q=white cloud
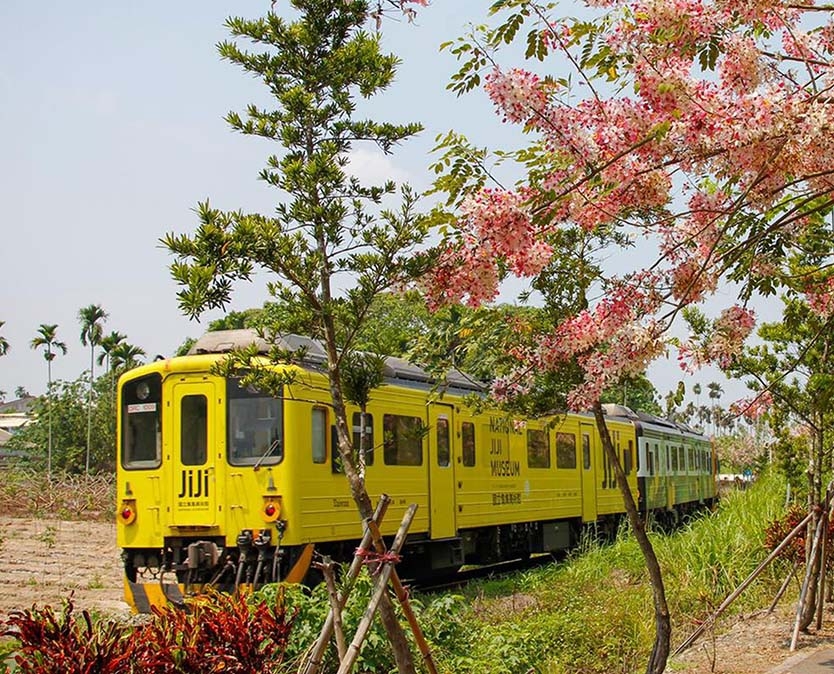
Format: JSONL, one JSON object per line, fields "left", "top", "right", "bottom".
{"left": 345, "top": 147, "right": 413, "bottom": 187}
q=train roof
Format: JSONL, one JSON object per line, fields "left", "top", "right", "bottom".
{"left": 187, "top": 329, "right": 487, "bottom": 394}
{"left": 602, "top": 404, "right": 708, "bottom": 440}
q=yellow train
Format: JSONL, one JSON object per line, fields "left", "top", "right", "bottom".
{"left": 116, "top": 330, "right": 716, "bottom": 611}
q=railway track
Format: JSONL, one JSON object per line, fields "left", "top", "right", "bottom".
{"left": 408, "top": 552, "right": 563, "bottom": 593}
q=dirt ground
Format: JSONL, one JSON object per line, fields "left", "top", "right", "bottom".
{"left": 0, "top": 516, "right": 130, "bottom": 621}
{"left": 2, "top": 515, "right": 834, "bottom": 673}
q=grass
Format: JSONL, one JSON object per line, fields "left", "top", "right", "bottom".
{"left": 407, "top": 471, "right": 792, "bottom": 674}
{"left": 0, "top": 470, "right": 792, "bottom": 673}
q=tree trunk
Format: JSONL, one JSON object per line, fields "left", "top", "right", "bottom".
{"left": 592, "top": 401, "right": 671, "bottom": 674}
{"left": 322, "top": 322, "right": 415, "bottom": 674}
{"left": 798, "top": 423, "right": 825, "bottom": 631}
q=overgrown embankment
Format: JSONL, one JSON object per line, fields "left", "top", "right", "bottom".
{"left": 1, "top": 472, "right": 795, "bottom": 673}
{"left": 395, "top": 473, "right": 791, "bottom": 673}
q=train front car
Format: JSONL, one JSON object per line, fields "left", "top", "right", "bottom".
{"left": 116, "top": 355, "right": 310, "bottom": 613}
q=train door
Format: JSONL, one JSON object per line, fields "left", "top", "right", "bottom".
{"left": 171, "top": 380, "right": 218, "bottom": 527}
{"left": 428, "top": 403, "right": 456, "bottom": 539}
{"left": 580, "top": 422, "right": 598, "bottom": 523}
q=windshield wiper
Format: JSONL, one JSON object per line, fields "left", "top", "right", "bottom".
{"left": 253, "top": 438, "right": 281, "bottom": 471}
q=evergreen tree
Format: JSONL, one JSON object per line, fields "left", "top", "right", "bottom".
{"left": 30, "top": 323, "right": 68, "bottom": 478}
{"left": 163, "top": 2, "right": 428, "bottom": 667}
{"left": 78, "top": 304, "right": 108, "bottom": 475}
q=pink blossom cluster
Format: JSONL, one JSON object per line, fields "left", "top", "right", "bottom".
{"left": 424, "top": 240, "right": 500, "bottom": 310}
{"left": 505, "top": 278, "right": 667, "bottom": 410}
{"left": 485, "top": 67, "right": 549, "bottom": 124}
{"left": 492, "top": 375, "right": 532, "bottom": 404}
{"left": 425, "top": 188, "right": 554, "bottom": 308}
{"left": 678, "top": 305, "right": 756, "bottom": 372}
{"left": 566, "top": 323, "right": 667, "bottom": 409}
{"left": 729, "top": 391, "right": 773, "bottom": 422}
{"left": 804, "top": 278, "right": 834, "bottom": 317}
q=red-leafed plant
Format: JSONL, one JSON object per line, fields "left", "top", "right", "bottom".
{"left": 133, "top": 589, "right": 295, "bottom": 673}
{"left": 1, "top": 596, "right": 138, "bottom": 674}
{"left": 2, "top": 590, "right": 294, "bottom": 674}
{"left": 764, "top": 505, "right": 834, "bottom": 567}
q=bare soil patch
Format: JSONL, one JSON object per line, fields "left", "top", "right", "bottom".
{"left": 669, "top": 603, "right": 834, "bottom": 674}
{"left": 0, "top": 516, "right": 129, "bottom": 620}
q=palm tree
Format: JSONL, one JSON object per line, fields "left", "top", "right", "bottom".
{"left": 111, "top": 342, "right": 146, "bottom": 371}
{"left": 97, "top": 331, "right": 126, "bottom": 373}
{"left": 31, "top": 324, "right": 68, "bottom": 478}
{"left": 79, "top": 304, "right": 108, "bottom": 475}
{"left": 0, "top": 320, "right": 9, "bottom": 356}
{"left": 708, "top": 381, "right": 724, "bottom": 436}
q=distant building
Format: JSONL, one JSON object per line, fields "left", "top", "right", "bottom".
{"left": 0, "top": 396, "right": 36, "bottom": 461}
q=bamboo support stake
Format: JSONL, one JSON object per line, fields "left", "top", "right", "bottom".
{"left": 816, "top": 489, "right": 832, "bottom": 631}
{"left": 791, "top": 510, "right": 826, "bottom": 651}
{"left": 674, "top": 509, "right": 814, "bottom": 656}
{"left": 366, "top": 519, "right": 439, "bottom": 674}
{"left": 336, "top": 504, "right": 417, "bottom": 674}
{"left": 791, "top": 487, "right": 834, "bottom": 651}
{"left": 301, "top": 495, "right": 391, "bottom": 674}
{"left": 320, "top": 558, "right": 347, "bottom": 660}
{"left": 769, "top": 563, "right": 799, "bottom": 614}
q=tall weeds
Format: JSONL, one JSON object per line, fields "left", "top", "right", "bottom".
{"left": 414, "top": 471, "right": 791, "bottom": 673}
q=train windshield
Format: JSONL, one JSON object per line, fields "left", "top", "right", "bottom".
{"left": 121, "top": 374, "right": 162, "bottom": 469}
{"left": 227, "top": 378, "right": 283, "bottom": 466}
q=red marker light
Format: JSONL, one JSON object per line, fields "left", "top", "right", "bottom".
{"left": 121, "top": 507, "right": 133, "bottom": 521}
{"left": 264, "top": 503, "right": 276, "bottom": 518}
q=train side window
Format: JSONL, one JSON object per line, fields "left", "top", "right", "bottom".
{"left": 312, "top": 407, "right": 327, "bottom": 464}
{"left": 671, "top": 445, "right": 679, "bottom": 473}
{"left": 648, "top": 447, "right": 655, "bottom": 476}
{"left": 556, "top": 432, "right": 577, "bottom": 469}
{"left": 582, "top": 434, "right": 591, "bottom": 470}
{"left": 181, "top": 394, "right": 207, "bottom": 466}
{"left": 122, "top": 374, "right": 162, "bottom": 469}
{"left": 383, "top": 414, "right": 423, "bottom": 466}
{"left": 462, "top": 422, "right": 475, "bottom": 467}
{"left": 624, "top": 440, "right": 633, "bottom": 475}
{"left": 331, "top": 425, "right": 342, "bottom": 473}
{"left": 227, "top": 378, "right": 283, "bottom": 466}
{"left": 353, "top": 412, "right": 375, "bottom": 466}
{"left": 436, "top": 417, "right": 451, "bottom": 467}
{"left": 527, "top": 428, "right": 550, "bottom": 468}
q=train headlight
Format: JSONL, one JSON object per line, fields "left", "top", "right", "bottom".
{"left": 119, "top": 500, "right": 137, "bottom": 525}
{"left": 262, "top": 498, "right": 281, "bottom": 522}
{"left": 136, "top": 381, "right": 150, "bottom": 401}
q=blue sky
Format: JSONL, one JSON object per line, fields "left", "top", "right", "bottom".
{"left": 0, "top": 1, "right": 744, "bottom": 406}
{"left": 0, "top": 1, "right": 495, "bottom": 398}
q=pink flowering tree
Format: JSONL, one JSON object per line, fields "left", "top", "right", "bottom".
{"left": 424, "top": 0, "right": 834, "bottom": 670}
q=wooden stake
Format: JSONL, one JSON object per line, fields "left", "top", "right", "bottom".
{"left": 366, "top": 519, "right": 439, "bottom": 674}
{"left": 791, "top": 486, "right": 834, "bottom": 651}
{"left": 674, "top": 509, "right": 814, "bottom": 656}
{"left": 336, "top": 504, "right": 417, "bottom": 674}
{"left": 768, "top": 563, "right": 799, "bottom": 614}
{"left": 301, "top": 495, "right": 391, "bottom": 674}
{"left": 791, "top": 509, "right": 826, "bottom": 650}
{"left": 816, "top": 489, "right": 832, "bottom": 631}
{"left": 320, "top": 557, "right": 347, "bottom": 661}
